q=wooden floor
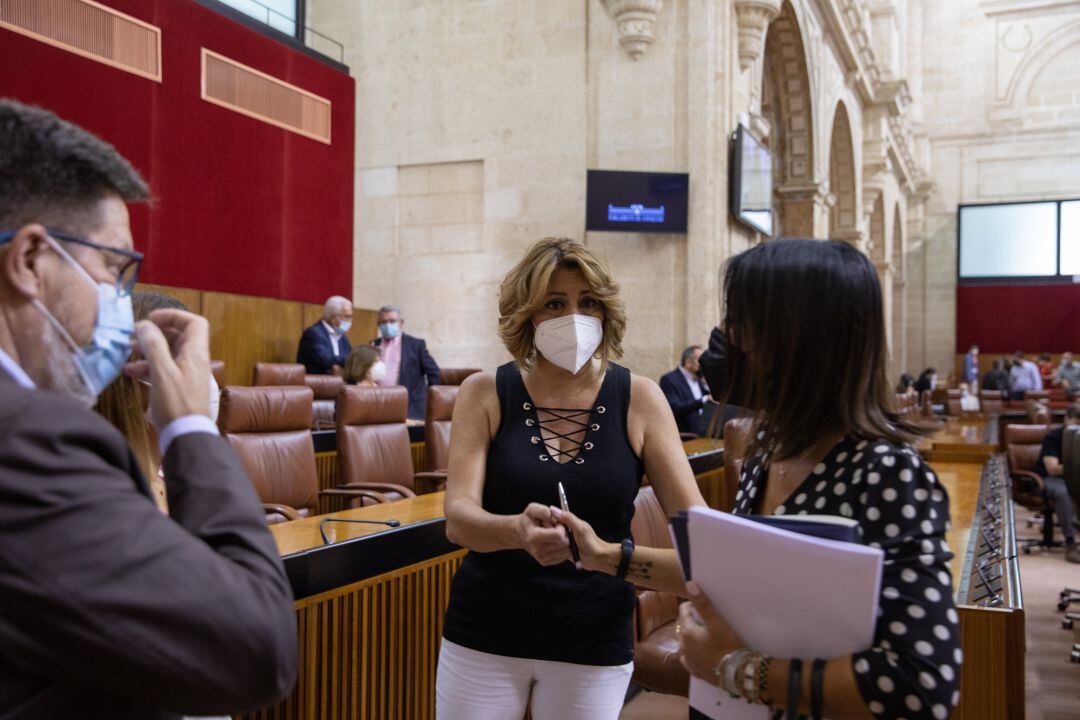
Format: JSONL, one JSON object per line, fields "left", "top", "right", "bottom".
{"left": 620, "top": 502, "right": 1080, "bottom": 720}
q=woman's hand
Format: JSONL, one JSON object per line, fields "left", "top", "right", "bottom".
{"left": 678, "top": 581, "right": 745, "bottom": 686}
{"left": 516, "top": 503, "right": 571, "bottom": 566}
{"left": 549, "top": 506, "right": 619, "bottom": 574}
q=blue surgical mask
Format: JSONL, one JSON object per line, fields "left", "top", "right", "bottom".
{"left": 34, "top": 237, "right": 134, "bottom": 400}
{"left": 379, "top": 322, "right": 401, "bottom": 339}
{"left": 339, "top": 320, "right": 352, "bottom": 334}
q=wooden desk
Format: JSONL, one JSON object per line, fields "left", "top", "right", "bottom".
{"left": 243, "top": 494, "right": 462, "bottom": 720}
{"left": 918, "top": 417, "right": 998, "bottom": 463}
{"left": 933, "top": 457, "right": 1024, "bottom": 720}
{"left": 683, "top": 437, "right": 725, "bottom": 509}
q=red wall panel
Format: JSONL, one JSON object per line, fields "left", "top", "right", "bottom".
{"left": 0, "top": 0, "right": 354, "bottom": 304}
{"left": 956, "top": 284, "right": 1080, "bottom": 353}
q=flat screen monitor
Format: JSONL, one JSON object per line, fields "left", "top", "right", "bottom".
{"left": 958, "top": 201, "right": 1058, "bottom": 279}
{"left": 730, "top": 125, "right": 773, "bottom": 236}
{"left": 586, "top": 170, "right": 689, "bottom": 233}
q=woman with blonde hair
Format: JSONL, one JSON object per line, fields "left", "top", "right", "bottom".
{"left": 437, "top": 238, "right": 705, "bottom": 720}
{"left": 342, "top": 344, "right": 384, "bottom": 386}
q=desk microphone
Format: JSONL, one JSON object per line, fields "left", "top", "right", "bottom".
{"left": 319, "top": 518, "right": 401, "bottom": 545}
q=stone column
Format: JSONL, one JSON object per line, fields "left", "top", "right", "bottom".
{"left": 775, "top": 181, "right": 831, "bottom": 238}
{"left": 733, "top": 0, "right": 781, "bottom": 122}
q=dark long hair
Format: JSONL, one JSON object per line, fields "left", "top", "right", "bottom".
{"left": 720, "top": 238, "right": 930, "bottom": 460}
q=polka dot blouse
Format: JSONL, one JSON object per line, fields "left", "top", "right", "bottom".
{"left": 733, "top": 435, "right": 962, "bottom": 720}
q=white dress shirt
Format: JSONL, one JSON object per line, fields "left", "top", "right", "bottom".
{"left": 321, "top": 320, "right": 343, "bottom": 357}
{"left": 678, "top": 365, "right": 704, "bottom": 401}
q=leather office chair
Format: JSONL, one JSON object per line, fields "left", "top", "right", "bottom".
{"left": 1025, "top": 390, "right": 1050, "bottom": 402}
{"left": 425, "top": 385, "right": 459, "bottom": 473}
{"left": 218, "top": 386, "right": 385, "bottom": 523}
{"left": 438, "top": 368, "right": 481, "bottom": 386}
{"left": 722, "top": 417, "right": 753, "bottom": 511}
{"left": 980, "top": 389, "right": 1006, "bottom": 414}
{"left": 1060, "top": 425, "right": 1080, "bottom": 613}
{"left": 210, "top": 360, "right": 226, "bottom": 388}
{"left": 946, "top": 388, "right": 963, "bottom": 416}
{"left": 1004, "top": 423, "right": 1060, "bottom": 553}
{"left": 305, "top": 374, "right": 344, "bottom": 429}
{"left": 253, "top": 362, "right": 305, "bottom": 386}
{"left": 337, "top": 386, "right": 448, "bottom": 499}
{"left": 630, "top": 486, "right": 688, "bottom": 696}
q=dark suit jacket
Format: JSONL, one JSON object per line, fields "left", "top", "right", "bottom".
{"left": 0, "top": 371, "right": 297, "bottom": 719}
{"left": 659, "top": 367, "right": 708, "bottom": 436}
{"left": 296, "top": 321, "right": 352, "bottom": 375}
{"left": 372, "top": 333, "right": 440, "bottom": 419}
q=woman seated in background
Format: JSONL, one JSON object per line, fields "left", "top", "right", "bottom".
{"left": 914, "top": 366, "right": 937, "bottom": 395}
{"left": 342, "top": 345, "right": 385, "bottom": 386}
{"left": 896, "top": 373, "right": 915, "bottom": 396}
{"left": 678, "top": 239, "right": 960, "bottom": 720}
{"left": 1037, "top": 352, "right": 1056, "bottom": 384}
{"left": 96, "top": 291, "right": 220, "bottom": 512}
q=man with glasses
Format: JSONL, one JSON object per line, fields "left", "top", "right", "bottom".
{"left": 0, "top": 99, "right": 296, "bottom": 718}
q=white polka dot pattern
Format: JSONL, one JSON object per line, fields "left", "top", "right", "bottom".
{"left": 732, "top": 435, "right": 961, "bottom": 719}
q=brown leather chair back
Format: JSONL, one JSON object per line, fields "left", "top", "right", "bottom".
{"left": 425, "top": 385, "right": 459, "bottom": 472}
{"left": 980, "top": 389, "right": 1006, "bottom": 414}
{"left": 253, "top": 362, "right": 306, "bottom": 386}
{"left": 210, "top": 360, "right": 226, "bottom": 388}
{"left": 1005, "top": 424, "right": 1049, "bottom": 473}
{"left": 1024, "top": 390, "right": 1050, "bottom": 402}
{"left": 722, "top": 417, "right": 754, "bottom": 511}
{"left": 337, "top": 386, "right": 414, "bottom": 490}
{"left": 218, "top": 385, "right": 318, "bottom": 522}
{"left": 305, "top": 374, "right": 345, "bottom": 429}
{"left": 946, "top": 388, "right": 963, "bottom": 416}
{"left": 630, "top": 486, "right": 688, "bottom": 696}
{"left": 438, "top": 368, "right": 481, "bottom": 386}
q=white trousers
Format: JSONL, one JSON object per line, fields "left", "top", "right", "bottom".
{"left": 435, "top": 639, "right": 633, "bottom": 720}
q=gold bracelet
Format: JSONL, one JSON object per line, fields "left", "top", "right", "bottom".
{"left": 757, "top": 653, "right": 773, "bottom": 706}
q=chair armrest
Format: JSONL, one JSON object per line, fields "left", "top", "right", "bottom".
{"left": 1011, "top": 469, "right": 1045, "bottom": 491}
{"left": 320, "top": 488, "right": 390, "bottom": 506}
{"left": 414, "top": 471, "right": 448, "bottom": 494}
{"left": 262, "top": 503, "right": 302, "bottom": 522}
{"left": 313, "top": 419, "right": 335, "bottom": 430}
{"left": 338, "top": 481, "right": 417, "bottom": 499}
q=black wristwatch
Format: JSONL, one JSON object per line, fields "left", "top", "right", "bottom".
{"left": 616, "top": 538, "right": 635, "bottom": 580}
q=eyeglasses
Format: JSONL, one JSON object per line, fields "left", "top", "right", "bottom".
{"left": 0, "top": 227, "right": 144, "bottom": 297}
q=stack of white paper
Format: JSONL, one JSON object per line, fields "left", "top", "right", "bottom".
{"left": 684, "top": 506, "right": 884, "bottom": 719}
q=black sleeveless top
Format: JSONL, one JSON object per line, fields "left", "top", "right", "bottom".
{"left": 442, "top": 362, "right": 645, "bottom": 666}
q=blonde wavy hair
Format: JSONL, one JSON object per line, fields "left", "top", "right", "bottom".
{"left": 499, "top": 238, "right": 626, "bottom": 369}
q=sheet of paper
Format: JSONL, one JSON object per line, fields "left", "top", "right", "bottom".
{"left": 684, "top": 507, "right": 884, "bottom": 719}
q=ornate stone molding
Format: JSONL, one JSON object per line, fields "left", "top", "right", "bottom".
{"left": 734, "top": 0, "right": 782, "bottom": 71}
{"left": 600, "top": 0, "right": 665, "bottom": 61}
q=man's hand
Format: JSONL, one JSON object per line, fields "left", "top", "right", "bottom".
{"left": 128, "top": 309, "right": 212, "bottom": 428}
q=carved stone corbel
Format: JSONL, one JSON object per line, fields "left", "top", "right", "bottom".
{"left": 734, "top": 0, "right": 782, "bottom": 71}
{"left": 600, "top": 0, "right": 665, "bottom": 61}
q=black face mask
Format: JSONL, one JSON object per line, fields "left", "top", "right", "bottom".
{"left": 698, "top": 326, "right": 748, "bottom": 408}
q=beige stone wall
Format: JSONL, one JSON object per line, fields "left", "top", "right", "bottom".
{"left": 307, "top": 0, "right": 936, "bottom": 383}
{"left": 909, "top": 0, "right": 1080, "bottom": 379}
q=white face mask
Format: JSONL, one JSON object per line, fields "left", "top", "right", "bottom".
{"left": 369, "top": 360, "right": 387, "bottom": 382}
{"left": 533, "top": 314, "right": 603, "bottom": 375}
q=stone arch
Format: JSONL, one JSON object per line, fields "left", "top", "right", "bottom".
{"left": 998, "top": 20, "right": 1080, "bottom": 118}
{"left": 827, "top": 101, "right": 857, "bottom": 238}
{"left": 760, "top": 1, "right": 816, "bottom": 237}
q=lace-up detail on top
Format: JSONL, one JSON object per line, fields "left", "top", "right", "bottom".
{"left": 523, "top": 402, "right": 604, "bottom": 464}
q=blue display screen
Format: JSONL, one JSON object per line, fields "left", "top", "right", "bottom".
{"left": 607, "top": 203, "right": 666, "bottom": 223}
{"left": 586, "top": 170, "right": 689, "bottom": 233}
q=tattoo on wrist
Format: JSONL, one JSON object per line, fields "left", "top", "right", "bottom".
{"left": 627, "top": 560, "right": 653, "bottom": 580}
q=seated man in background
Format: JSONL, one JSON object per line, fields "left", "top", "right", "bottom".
{"left": 1034, "top": 404, "right": 1080, "bottom": 563}
{"left": 0, "top": 99, "right": 296, "bottom": 718}
{"left": 372, "top": 304, "right": 440, "bottom": 420}
{"left": 297, "top": 295, "right": 353, "bottom": 375}
{"left": 1055, "top": 351, "right": 1080, "bottom": 398}
{"left": 659, "top": 345, "right": 714, "bottom": 437}
{"left": 1009, "top": 350, "right": 1043, "bottom": 399}
{"left": 964, "top": 343, "right": 980, "bottom": 389}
